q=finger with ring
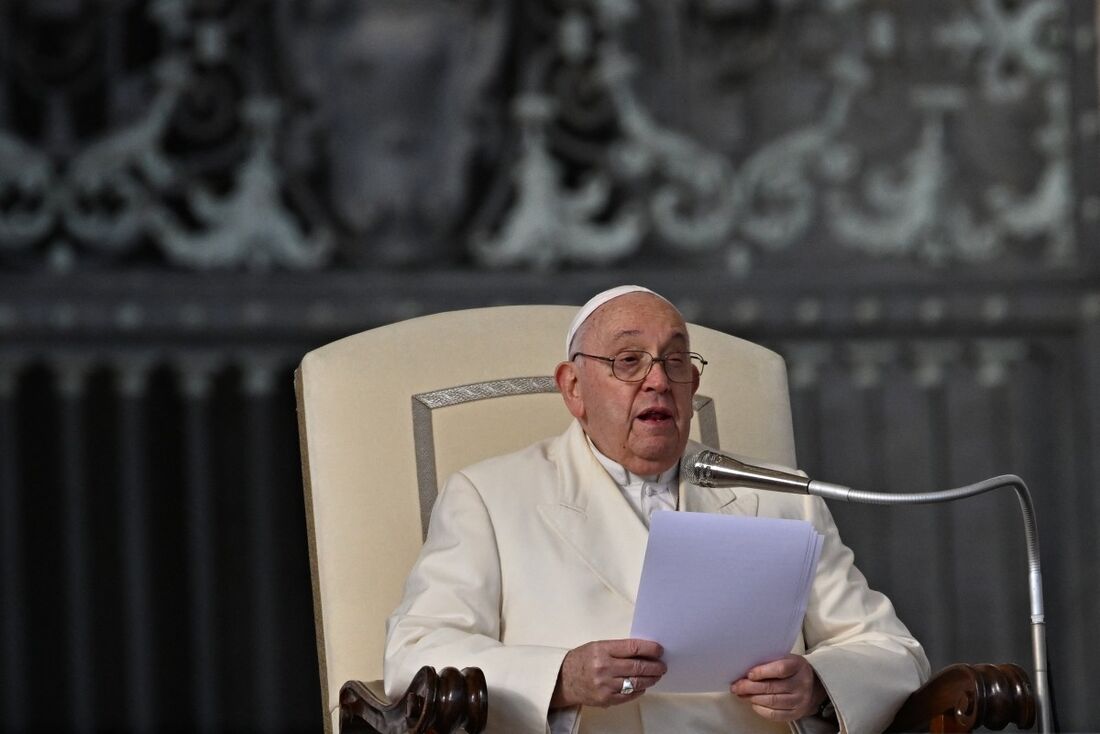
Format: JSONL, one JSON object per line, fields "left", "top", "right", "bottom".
{"left": 620, "top": 678, "right": 635, "bottom": 695}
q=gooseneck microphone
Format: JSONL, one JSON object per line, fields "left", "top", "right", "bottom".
{"left": 683, "top": 449, "right": 842, "bottom": 495}
{"left": 682, "top": 448, "right": 1052, "bottom": 734}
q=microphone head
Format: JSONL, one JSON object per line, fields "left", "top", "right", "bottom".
{"left": 680, "top": 448, "right": 811, "bottom": 493}
{"left": 680, "top": 450, "right": 719, "bottom": 486}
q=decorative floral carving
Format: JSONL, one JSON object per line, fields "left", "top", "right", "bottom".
{"left": 0, "top": 0, "right": 1087, "bottom": 273}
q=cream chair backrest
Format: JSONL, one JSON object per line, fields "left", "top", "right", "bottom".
{"left": 295, "top": 305, "right": 797, "bottom": 733}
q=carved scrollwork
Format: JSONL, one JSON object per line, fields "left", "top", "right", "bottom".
{"left": 471, "top": 0, "right": 1079, "bottom": 272}
{"left": 887, "top": 663, "right": 1035, "bottom": 732}
{"left": 0, "top": 130, "right": 52, "bottom": 252}
{"left": 340, "top": 666, "right": 487, "bottom": 734}
{"left": 0, "top": 1, "right": 335, "bottom": 271}
{"left": 471, "top": 93, "right": 643, "bottom": 267}
{"left": 0, "top": 0, "right": 1088, "bottom": 273}
{"left": 934, "top": 0, "right": 1064, "bottom": 102}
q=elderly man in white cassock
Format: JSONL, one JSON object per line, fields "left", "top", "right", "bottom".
{"left": 385, "top": 285, "right": 930, "bottom": 733}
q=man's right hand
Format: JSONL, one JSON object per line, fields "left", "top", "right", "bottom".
{"left": 550, "top": 639, "right": 666, "bottom": 709}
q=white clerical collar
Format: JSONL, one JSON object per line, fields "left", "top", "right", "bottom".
{"left": 586, "top": 437, "right": 679, "bottom": 488}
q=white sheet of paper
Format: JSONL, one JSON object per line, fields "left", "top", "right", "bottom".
{"left": 630, "top": 511, "right": 823, "bottom": 693}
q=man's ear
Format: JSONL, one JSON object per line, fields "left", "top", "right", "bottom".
{"left": 555, "top": 361, "right": 586, "bottom": 420}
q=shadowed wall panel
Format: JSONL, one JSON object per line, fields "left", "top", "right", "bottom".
{"left": 0, "top": 365, "right": 28, "bottom": 732}
{"left": 0, "top": 316, "right": 1097, "bottom": 730}
{"left": 117, "top": 366, "right": 155, "bottom": 732}
{"left": 59, "top": 365, "right": 95, "bottom": 734}
{"left": 782, "top": 334, "right": 1077, "bottom": 717}
{"left": 876, "top": 360, "right": 954, "bottom": 669}
{"left": 182, "top": 364, "right": 219, "bottom": 733}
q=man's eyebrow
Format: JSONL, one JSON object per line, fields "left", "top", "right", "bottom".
{"left": 609, "top": 328, "right": 689, "bottom": 343}
{"left": 610, "top": 329, "right": 643, "bottom": 340}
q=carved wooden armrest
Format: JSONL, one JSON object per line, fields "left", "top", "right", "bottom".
{"left": 340, "top": 666, "right": 488, "bottom": 734}
{"left": 886, "top": 663, "right": 1035, "bottom": 733}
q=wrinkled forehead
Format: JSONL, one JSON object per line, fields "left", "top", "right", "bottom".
{"left": 585, "top": 293, "right": 690, "bottom": 348}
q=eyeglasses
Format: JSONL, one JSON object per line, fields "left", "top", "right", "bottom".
{"left": 571, "top": 350, "right": 707, "bottom": 383}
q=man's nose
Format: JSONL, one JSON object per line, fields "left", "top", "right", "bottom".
{"left": 642, "top": 359, "right": 671, "bottom": 390}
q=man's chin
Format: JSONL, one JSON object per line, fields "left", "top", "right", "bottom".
{"left": 625, "top": 442, "right": 685, "bottom": 475}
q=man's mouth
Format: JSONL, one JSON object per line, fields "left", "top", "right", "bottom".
{"left": 636, "top": 408, "right": 673, "bottom": 423}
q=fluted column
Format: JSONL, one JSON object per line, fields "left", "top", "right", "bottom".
{"left": 0, "top": 361, "right": 27, "bottom": 731}
{"left": 910, "top": 341, "right": 963, "bottom": 666}
{"left": 58, "top": 360, "right": 94, "bottom": 733}
{"left": 974, "top": 340, "right": 1030, "bottom": 656}
{"left": 1082, "top": 294, "right": 1100, "bottom": 548}
{"left": 181, "top": 358, "right": 220, "bottom": 732}
{"left": 844, "top": 341, "right": 899, "bottom": 590}
{"left": 116, "top": 359, "right": 156, "bottom": 732}
{"left": 1071, "top": 294, "right": 1100, "bottom": 726}
{"left": 784, "top": 342, "right": 832, "bottom": 475}
{"left": 243, "top": 357, "right": 280, "bottom": 732}
{"left": 940, "top": 340, "right": 1011, "bottom": 664}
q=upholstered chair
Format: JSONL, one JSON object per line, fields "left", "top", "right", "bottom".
{"left": 295, "top": 306, "right": 1033, "bottom": 734}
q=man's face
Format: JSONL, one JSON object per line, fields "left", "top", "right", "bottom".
{"left": 555, "top": 293, "right": 700, "bottom": 476}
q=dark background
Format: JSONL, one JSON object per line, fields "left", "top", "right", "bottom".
{"left": 1, "top": 0, "right": 1098, "bottom": 731}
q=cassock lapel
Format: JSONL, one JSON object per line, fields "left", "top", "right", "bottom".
{"left": 679, "top": 480, "right": 759, "bottom": 516}
{"left": 536, "top": 428, "right": 764, "bottom": 604}
{"left": 537, "top": 422, "right": 650, "bottom": 605}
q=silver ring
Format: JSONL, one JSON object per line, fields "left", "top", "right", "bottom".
{"left": 620, "top": 677, "right": 635, "bottom": 695}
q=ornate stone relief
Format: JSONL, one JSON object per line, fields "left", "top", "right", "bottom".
{"left": 478, "top": 0, "right": 1083, "bottom": 271}
{"left": 0, "top": 1, "right": 334, "bottom": 270}
{"left": 282, "top": 0, "right": 508, "bottom": 267}
{"left": 0, "top": 0, "right": 1090, "bottom": 273}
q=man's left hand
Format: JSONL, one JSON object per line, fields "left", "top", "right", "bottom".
{"left": 730, "top": 654, "right": 826, "bottom": 722}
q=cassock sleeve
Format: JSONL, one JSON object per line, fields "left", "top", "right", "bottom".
{"left": 384, "top": 470, "right": 570, "bottom": 734}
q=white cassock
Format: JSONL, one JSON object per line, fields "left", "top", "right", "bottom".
{"left": 385, "top": 420, "right": 930, "bottom": 733}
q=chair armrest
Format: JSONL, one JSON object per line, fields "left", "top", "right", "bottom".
{"left": 338, "top": 662, "right": 1034, "bottom": 733}
{"left": 886, "top": 663, "right": 1035, "bottom": 732}
{"left": 340, "top": 666, "right": 488, "bottom": 734}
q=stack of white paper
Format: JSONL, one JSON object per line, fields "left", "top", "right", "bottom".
{"left": 630, "top": 511, "right": 824, "bottom": 693}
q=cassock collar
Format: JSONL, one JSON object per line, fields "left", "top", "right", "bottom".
{"left": 585, "top": 436, "right": 679, "bottom": 488}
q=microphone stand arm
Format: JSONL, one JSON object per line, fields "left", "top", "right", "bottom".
{"left": 806, "top": 475, "right": 1051, "bottom": 734}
